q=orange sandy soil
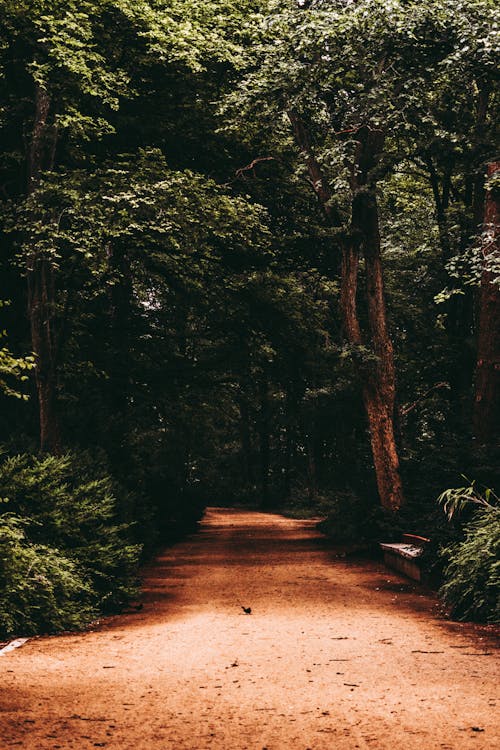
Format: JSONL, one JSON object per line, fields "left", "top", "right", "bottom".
{"left": 1, "top": 507, "right": 498, "bottom": 750}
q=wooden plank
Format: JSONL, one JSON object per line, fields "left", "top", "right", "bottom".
{"left": 379, "top": 542, "right": 423, "bottom": 560}
{"left": 402, "top": 533, "right": 430, "bottom": 546}
{"left": 382, "top": 550, "right": 422, "bottom": 581}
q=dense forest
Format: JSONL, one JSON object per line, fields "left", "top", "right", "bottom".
{"left": 0, "top": 0, "right": 499, "bottom": 636}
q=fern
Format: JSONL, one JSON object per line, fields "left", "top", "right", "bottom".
{"left": 438, "top": 482, "right": 499, "bottom": 623}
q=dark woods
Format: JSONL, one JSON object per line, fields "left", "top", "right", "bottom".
{"left": 0, "top": 1, "right": 498, "bottom": 633}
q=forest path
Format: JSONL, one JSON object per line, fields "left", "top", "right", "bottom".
{"left": 1, "top": 507, "right": 498, "bottom": 750}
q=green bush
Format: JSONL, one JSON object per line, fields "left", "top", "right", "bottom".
{"left": 440, "top": 507, "right": 500, "bottom": 623}
{"left": 0, "top": 452, "right": 142, "bottom": 638}
{"left": 0, "top": 515, "right": 95, "bottom": 635}
{"left": 438, "top": 483, "right": 499, "bottom": 623}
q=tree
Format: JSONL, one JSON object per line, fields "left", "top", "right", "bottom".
{"left": 287, "top": 112, "right": 403, "bottom": 510}
{"left": 0, "top": 0, "right": 261, "bottom": 452}
{"left": 1, "top": 0, "right": 135, "bottom": 450}
{"left": 221, "top": 0, "right": 500, "bottom": 510}
{"left": 474, "top": 163, "right": 500, "bottom": 444}
{"left": 222, "top": 1, "right": 406, "bottom": 508}
{"left": 0, "top": 0, "right": 498, "bottom": 583}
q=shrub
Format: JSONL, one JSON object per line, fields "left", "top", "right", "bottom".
{"left": 0, "top": 515, "right": 95, "bottom": 636}
{"left": 438, "top": 484, "right": 499, "bottom": 623}
{"left": 0, "top": 452, "right": 142, "bottom": 638}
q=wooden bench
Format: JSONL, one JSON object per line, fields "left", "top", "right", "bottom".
{"left": 379, "top": 534, "right": 430, "bottom": 582}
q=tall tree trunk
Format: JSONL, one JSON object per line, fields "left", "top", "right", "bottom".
{"left": 27, "top": 258, "right": 61, "bottom": 452}
{"left": 106, "top": 243, "right": 135, "bottom": 482}
{"left": 306, "top": 426, "right": 317, "bottom": 502}
{"left": 258, "top": 373, "right": 270, "bottom": 508}
{"left": 471, "top": 83, "right": 491, "bottom": 228}
{"left": 340, "top": 238, "right": 402, "bottom": 509}
{"left": 237, "top": 383, "right": 254, "bottom": 486}
{"left": 289, "top": 112, "right": 404, "bottom": 511}
{"left": 282, "top": 424, "right": 292, "bottom": 500}
{"left": 27, "top": 84, "right": 61, "bottom": 452}
{"left": 351, "top": 180, "right": 404, "bottom": 512}
{"left": 426, "top": 158, "right": 452, "bottom": 261}
{"left": 281, "top": 385, "right": 297, "bottom": 500}
{"left": 473, "top": 162, "right": 500, "bottom": 444}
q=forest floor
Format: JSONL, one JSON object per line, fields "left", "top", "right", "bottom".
{"left": 1, "top": 507, "right": 499, "bottom": 750}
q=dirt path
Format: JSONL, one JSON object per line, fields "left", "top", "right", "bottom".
{"left": 1, "top": 508, "right": 498, "bottom": 749}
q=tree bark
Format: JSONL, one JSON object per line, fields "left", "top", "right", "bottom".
{"left": 281, "top": 385, "right": 298, "bottom": 500}
{"left": 27, "top": 84, "right": 61, "bottom": 453}
{"left": 289, "top": 114, "right": 404, "bottom": 510}
{"left": 473, "top": 162, "right": 500, "bottom": 444}
{"left": 288, "top": 110, "right": 342, "bottom": 227}
{"left": 426, "top": 157, "right": 452, "bottom": 260}
{"left": 306, "top": 426, "right": 317, "bottom": 502}
{"left": 258, "top": 373, "right": 271, "bottom": 508}
{"left": 27, "top": 258, "right": 61, "bottom": 452}
{"left": 351, "top": 178, "right": 404, "bottom": 512}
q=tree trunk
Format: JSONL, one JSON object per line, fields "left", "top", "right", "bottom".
{"left": 473, "top": 162, "right": 500, "bottom": 444}
{"left": 289, "top": 112, "right": 404, "bottom": 511}
{"left": 287, "top": 110, "right": 342, "bottom": 227}
{"left": 282, "top": 425, "right": 292, "bottom": 500}
{"left": 258, "top": 374, "right": 270, "bottom": 508}
{"left": 306, "top": 426, "right": 317, "bottom": 502}
{"left": 237, "top": 383, "right": 254, "bottom": 487}
{"left": 281, "top": 385, "right": 298, "bottom": 500}
{"left": 351, "top": 180, "right": 404, "bottom": 512}
{"left": 27, "top": 84, "right": 61, "bottom": 453}
{"left": 105, "top": 243, "right": 135, "bottom": 480}
{"left": 426, "top": 158, "right": 452, "bottom": 260}
{"left": 27, "top": 258, "right": 61, "bottom": 453}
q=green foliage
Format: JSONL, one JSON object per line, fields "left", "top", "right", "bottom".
{"left": 438, "top": 480, "right": 499, "bottom": 520}
{"left": 0, "top": 514, "right": 95, "bottom": 636}
{"left": 0, "top": 301, "right": 34, "bottom": 400}
{"left": 440, "top": 507, "right": 500, "bottom": 623}
{"left": 437, "top": 483, "right": 499, "bottom": 622}
{"left": 0, "top": 0, "right": 499, "bottom": 632}
{"left": 0, "top": 452, "right": 141, "bottom": 638}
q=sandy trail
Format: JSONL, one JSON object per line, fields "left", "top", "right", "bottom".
{"left": 1, "top": 507, "right": 498, "bottom": 749}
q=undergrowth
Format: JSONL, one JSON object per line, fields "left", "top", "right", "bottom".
{"left": 0, "top": 452, "right": 141, "bottom": 639}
